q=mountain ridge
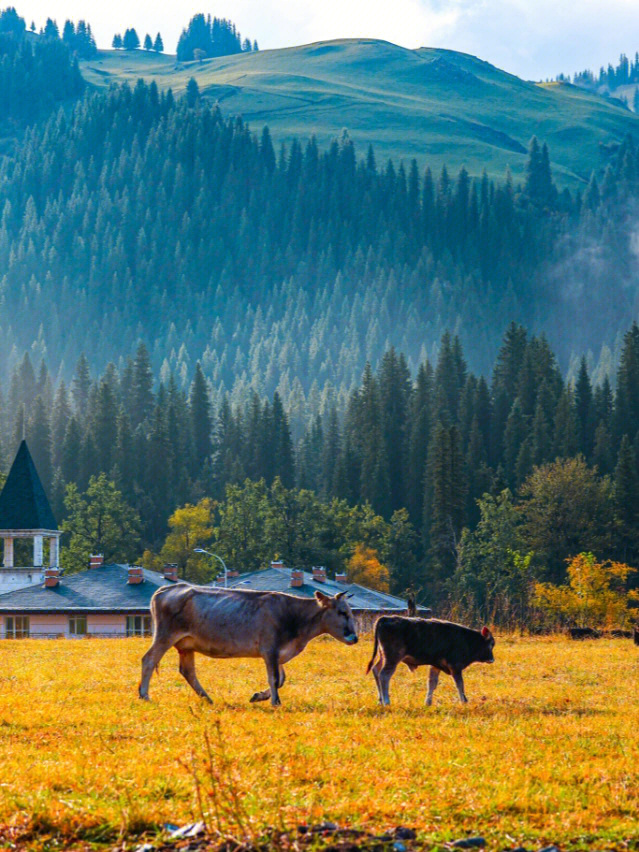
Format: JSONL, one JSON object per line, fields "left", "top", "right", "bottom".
{"left": 80, "top": 37, "right": 639, "bottom": 185}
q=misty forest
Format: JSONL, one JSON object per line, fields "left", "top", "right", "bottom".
{"left": 3, "top": 7, "right": 639, "bottom": 617}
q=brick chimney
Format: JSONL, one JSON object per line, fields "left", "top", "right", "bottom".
{"left": 227, "top": 570, "right": 239, "bottom": 579}
{"left": 335, "top": 572, "right": 347, "bottom": 584}
{"left": 163, "top": 563, "right": 179, "bottom": 582}
{"left": 127, "top": 566, "right": 143, "bottom": 585}
{"left": 312, "top": 566, "right": 326, "bottom": 583}
{"left": 44, "top": 568, "right": 60, "bottom": 588}
{"left": 271, "top": 560, "right": 285, "bottom": 570}
{"left": 290, "top": 568, "right": 304, "bottom": 588}
{"left": 89, "top": 554, "right": 104, "bottom": 569}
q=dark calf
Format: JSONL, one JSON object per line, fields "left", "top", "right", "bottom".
{"left": 568, "top": 627, "right": 601, "bottom": 640}
{"left": 366, "top": 616, "right": 495, "bottom": 706}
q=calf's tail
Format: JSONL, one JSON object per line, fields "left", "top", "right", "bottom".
{"left": 366, "top": 620, "right": 381, "bottom": 674}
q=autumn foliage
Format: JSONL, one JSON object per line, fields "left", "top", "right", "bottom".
{"left": 533, "top": 552, "right": 639, "bottom": 629}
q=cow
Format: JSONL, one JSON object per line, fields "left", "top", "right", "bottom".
{"left": 138, "top": 584, "right": 358, "bottom": 706}
{"left": 634, "top": 626, "right": 639, "bottom": 647}
{"left": 366, "top": 616, "right": 495, "bottom": 706}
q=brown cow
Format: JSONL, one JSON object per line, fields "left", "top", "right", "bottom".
{"left": 367, "top": 616, "right": 495, "bottom": 706}
{"left": 139, "top": 584, "right": 358, "bottom": 705}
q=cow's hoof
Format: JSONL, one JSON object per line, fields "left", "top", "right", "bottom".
{"left": 202, "top": 694, "right": 213, "bottom": 705}
{"left": 250, "top": 691, "right": 269, "bottom": 703}
{"left": 139, "top": 694, "right": 150, "bottom": 702}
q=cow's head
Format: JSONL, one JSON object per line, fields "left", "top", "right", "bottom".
{"left": 315, "top": 591, "right": 358, "bottom": 645}
{"left": 479, "top": 626, "right": 495, "bottom": 663}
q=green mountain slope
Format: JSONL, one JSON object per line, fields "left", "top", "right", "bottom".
{"left": 81, "top": 38, "right": 639, "bottom": 184}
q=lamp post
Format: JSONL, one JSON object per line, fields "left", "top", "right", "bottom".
{"left": 194, "top": 548, "right": 228, "bottom": 588}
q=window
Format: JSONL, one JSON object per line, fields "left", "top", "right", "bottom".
{"left": 5, "top": 616, "right": 29, "bottom": 638}
{"left": 69, "top": 616, "right": 87, "bottom": 636}
{"left": 126, "top": 615, "right": 152, "bottom": 637}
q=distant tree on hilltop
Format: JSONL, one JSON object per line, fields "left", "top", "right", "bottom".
{"left": 143, "top": 33, "right": 152, "bottom": 51}
{"left": 176, "top": 13, "right": 255, "bottom": 61}
{"left": 122, "top": 27, "right": 140, "bottom": 50}
{"left": 153, "top": 32, "right": 163, "bottom": 52}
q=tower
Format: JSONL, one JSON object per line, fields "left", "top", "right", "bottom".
{"left": 0, "top": 440, "right": 61, "bottom": 592}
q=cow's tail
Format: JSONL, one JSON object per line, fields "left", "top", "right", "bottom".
{"left": 366, "top": 620, "right": 381, "bottom": 675}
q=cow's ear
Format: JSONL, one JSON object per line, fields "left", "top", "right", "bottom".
{"left": 335, "top": 591, "right": 347, "bottom": 600}
{"left": 481, "top": 626, "right": 492, "bottom": 639}
{"left": 315, "top": 590, "right": 332, "bottom": 607}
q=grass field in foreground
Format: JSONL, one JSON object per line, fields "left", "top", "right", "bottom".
{"left": 0, "top": 635, "right": 638, "bottom": 849}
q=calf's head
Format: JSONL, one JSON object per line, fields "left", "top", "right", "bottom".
{"left": 478, "top": 626, "right": 495, "bottom": 663}
{"left": 315, "top": 590, "right": 358, "bottom": 645}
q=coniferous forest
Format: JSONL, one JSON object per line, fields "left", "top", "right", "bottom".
{"left": 3, "top": 7, "right": 639, "bottom": 614}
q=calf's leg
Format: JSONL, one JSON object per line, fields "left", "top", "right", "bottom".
{"left": 426, "top": 667, "right": 440, "bottom": 706}
{"left": 378, "top": 659, "right": 398, "bottom": 707}
{"left": 452, "top": 669, "right": 468, "bottom": 704}
{"left": 250, "top": 665, "right": 286, "bottom": 703}
{"left": 178, "top": 649, "right": 213, "bottom": 704}
{"left": 371, "top": 659, "right": 383, "bottom": 702}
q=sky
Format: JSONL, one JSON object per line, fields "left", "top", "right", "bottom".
{"left": 17, "top": 0, "right": 639, "bottom": 81}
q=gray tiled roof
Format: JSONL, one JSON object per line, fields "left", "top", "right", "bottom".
{"left": 0, "top": 440, "right": 58, "bottom": 531}
{"left": 221, "top": 566, "right": 420, "bottom": 611}
{"left": 0, "top": 564, "right": 170, "bottom": 612}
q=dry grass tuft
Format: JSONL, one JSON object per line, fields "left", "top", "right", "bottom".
{"left": 0, "top": 635, "right": 638, "bottom": 849}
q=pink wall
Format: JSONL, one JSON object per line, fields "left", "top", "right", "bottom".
{"left": 1, "top": 613, "right": 132, "bottom": 638}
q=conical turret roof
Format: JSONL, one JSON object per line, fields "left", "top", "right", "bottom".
{"left": 0, "top": 440, "right": 58, "bottom": 531}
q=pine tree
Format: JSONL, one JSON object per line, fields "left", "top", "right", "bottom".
{"left": 112, "top": 33, "right": 123, "bottom": 49}
{"left": 143, "top": 34, "right": 153, "bottom": 51}
{"left": 190, "top": 363, "right": 213, "bottom": 473}
{"left": 575, "top": 356, "right": 594, "bottom": 459}
{"left": 27, "top": 396, "right": 53, "bottom": 492}
{"left": 153, "top": 33, "right": 163, "bottom": 52}
{"left": 72, "top": 354, "right": 91, "bottom": 414}
{"left": 614, "top": 435, "right": 639, "bottom": 561}
{"left": 123, "top": 28, "right": 140, "bottom": 50}
{"left": 131, "top": 343, "right": 154, "bottom": 427}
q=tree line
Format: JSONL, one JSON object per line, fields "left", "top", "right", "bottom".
{"left": 0, "top": 7, "right": 84, "bottom": 122}
{"left": 176, "top": 14, "right": 258, "bottom": 61}
{"left": 3, "top": 323, "right": 639, "bottom": 619}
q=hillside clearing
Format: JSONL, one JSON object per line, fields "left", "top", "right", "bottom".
{"left": 0, "top": 636, "right": 638, "bottom": 849}
{"left": 80, "top": 40, "right": 639, "bottom": 185}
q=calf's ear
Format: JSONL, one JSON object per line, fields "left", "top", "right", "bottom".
{"left": 315, "top": 590, "right": 332, "bottom": 607}
{"left": 481, "top": 626, "right": 492, "bottom": 639}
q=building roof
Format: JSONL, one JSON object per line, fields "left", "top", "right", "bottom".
{"left": 0, "top": 440, "right": 58, "bottom": 532}
{"left": 0, "top": 563, "right": 170, "bottom": 613}
{"left": 221, "top": 565, "right": 421, "bottom": 612}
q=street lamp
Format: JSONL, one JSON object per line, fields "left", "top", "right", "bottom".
{"left": 193, "top": 548, "right": 229, "bottom": 587}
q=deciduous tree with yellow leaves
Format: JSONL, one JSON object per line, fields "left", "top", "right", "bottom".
{"left": 347, "top": 544, "right": 390, "bottom": 592}
{"left": 144, "top": 497, "right": 215, "bottom": 582}
{"left": 533, "top": 552, "right": 638, "bottom": 629}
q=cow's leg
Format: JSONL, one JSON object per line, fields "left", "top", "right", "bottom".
{"left": 265, "top": 651, "right": 282, "bottom": 706}
{"left": 378, "top": 659, "right": 398, "bottom": 707}
{"left": 426, "top": 667, "right": 440, "bottom": 706}
{"left": 178, "top": 649, "right": 213, "bottom": 704}
{"left": 139, "top": 636, "right": 173, "bottom": 700}
{"left": 250, "top": 665, "right": 286, "bottom": 703}
{"left": 452, "top": 670, "right": 468, "bottom": 704}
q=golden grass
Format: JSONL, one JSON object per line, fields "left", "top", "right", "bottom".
{"left": 1, "top": 635, "right": 638, "bottom": 849}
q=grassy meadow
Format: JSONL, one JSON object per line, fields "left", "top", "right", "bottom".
{"left": 1, "top": 634, "right": 638, "bottom": 849}
{"left": 80, "top": 40, "right": 639, "bottom": 186}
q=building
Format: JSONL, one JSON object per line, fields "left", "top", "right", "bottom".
{"left": 221, "top": 561, "right": 430, "bottom": 628}
{"left": 0, "top": 558, "right": 179, "bottom": 638}
{"left": 0, "top": 440, "right": 62, "bottom": 593}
